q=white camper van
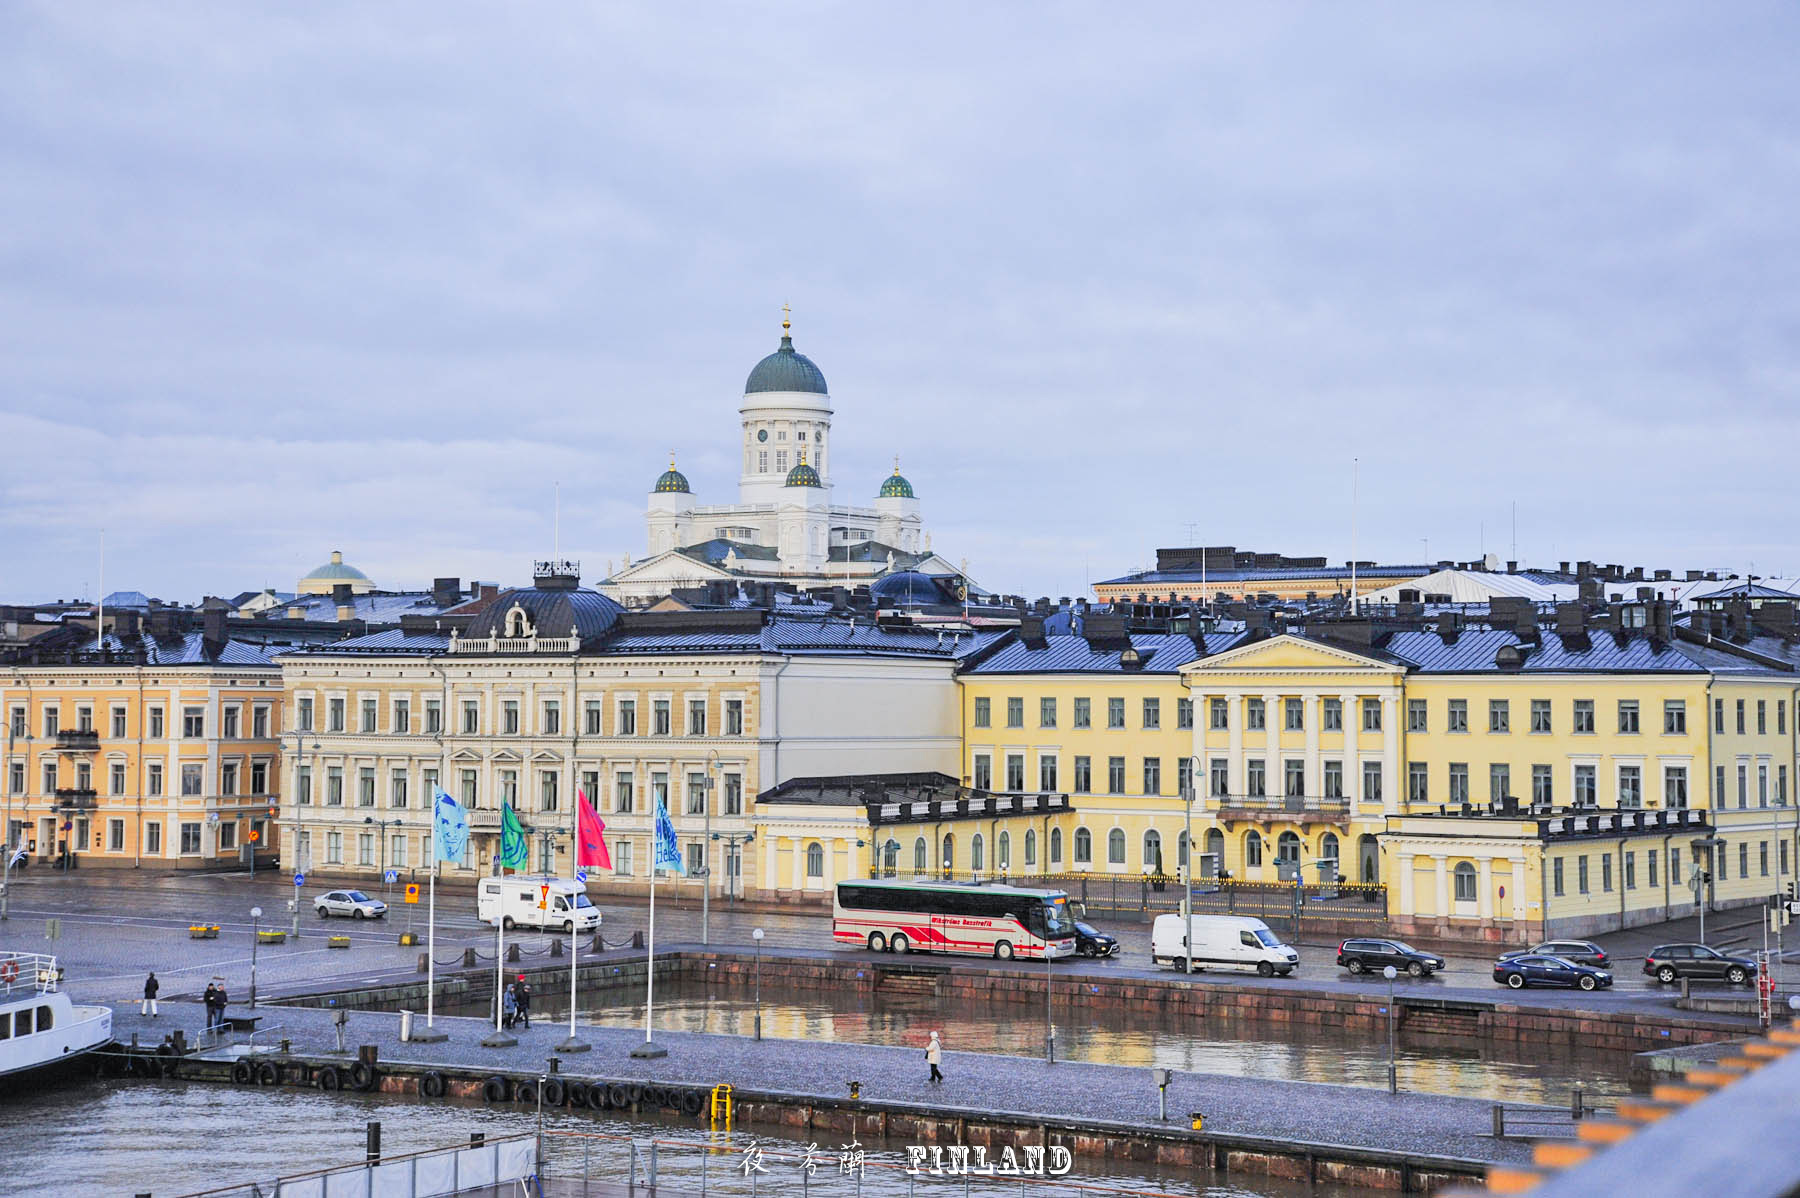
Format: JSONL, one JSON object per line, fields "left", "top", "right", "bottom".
{"left": 1151, "top": 914, "right": 1298, "bottom": 977}
{"left": 477, "top": 877, "right": 601, "bottom": 932}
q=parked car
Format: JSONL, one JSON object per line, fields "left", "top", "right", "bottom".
{"left": 1152, "top": 914, "right": 1298, "bottom": 976}
{"left": 1493, "top": 954, "right": 1613, "bottom": 991}
{"left": 316, "top": 890, "right": 387, "bottom": 920}
{"left": 1072, "top": 921, "right": 1120, "bottom": 958}
{"left": 1337, "top": 938, "right": 1446, "bottom": 978}
{"left": 1497, "top": 940, "right": 1609, "bottom": 968}
{"left": 1642, "top": 943, "right": 1757, "bottom": 985}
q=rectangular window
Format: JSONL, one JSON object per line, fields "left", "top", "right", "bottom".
{"left": 1739, "top": 764, "right": 1749, "bottom": 809}
{"left": 1246, "top": 699, "right": 1265, "bottom": 731}
{"left": 1143, "top": 757, "right": 1162, "bottom": 795}
{"left": 972, "top": 755, "right": 992, "bottom": 791}
{"left": 615, "top": 773, "right": 634, "bottom": 813}
{"left": 1407, "top": 762, "right": 1427, "bottom": 802}
{"left": 1618, "top": 765, "right": 1641, "bottom": 808}
{"left": 184, "top": 707, "right": 205, "bottom": 738}
{"left": 390, "top": 770, "right": 408, "bottom": 808}
{"left": 1143, "top": 698, "right": 1161, "bottom": 730}
{"left": 1447, "top": 699, "right": 1468, "bottom": 733}
{"left": 1176, "top": 698, "right": 1193, "bottom": 730}
{"left": 1737, "top": 699, "right": 1746, "bottom": 734}
{"left": 461, "top": 700, "right": 479, "bottom": 734}
{"left": 724, "top": 698, "right": 744, "bottom": 735}
{"left": 423, "top": 767, "right": 438, "bottom": 796}
{"left": 1362, "top": 761, "right": 1383, "bottom": 802}
{"left": 1040, "top": 697, "right": 1057, "bottom": 728}
{"left": 502, "top": 700, "right": 520, "bottom": 734}
{"left": 1107, "top": 698, "right": 1125, "bottom": 729}
{"left": 251, "top": 760, "right": 267, "bottom": 793}
{"left": 181, "top": 764, "right": 204, "bottom": 796}
{"left": 724, "top": 774, "right": 742, "bottom": 815}
{"left": 1322, "top": 698, "right": 1342, "bottom": 731}
{"left": 110, "top": 707, "right": 127, "bottom": 738}
{"left": 1327, "top": 760, "right": 1347, "bottom": 799}
{"left": 180, "top": 823, "right": 202, "bottom": 855}
{"left": 1573, "top": 700, "right": 1595, "bottom": 734}
{"left": 1780, "top": 700, "right": 1788, "bottom": 735}
{"left": 1783, "top": 842, "right": 1791, "bottom": 876}
{"left": 1671, "top": 847, "right": 1680, "bottom": 885}
{"left": 42, "top": 707, "right": 58, "bottom": 737}
{"left": 1574, "top": 764, "right": 1596, "bottom": 807}
{"left": 75, "top": 705, "right": 93, "bottom": 733}
{"left": 617, "top": 699, "right": 637, "bottom": 735}
{"left": 252, "top": 704, "right": 269, "bottom": 738}
{"left": 498, "top": 770, "right": 518, "bottom": 810}
{"left": 1006, "top": 754, "right": 1026, "bottom": 792}
{"left": 357, "top": 767, "right": 375, "bottom": 806}
{"left": 220, "top": 762, "right": 239, "bottom": 796}
{"left": 1780, "top": 765, "right": 1789, "bottom": 806}
{"left": 1760, "top": 841, "right": 1769, "bottom": 876}
{"left": 1489, "top": 762, "right": 1510, "bottom": 802}
{"left": 1714, "top": 698, "right": 1725, "bottom": 733}
{"left": 323, "top": 765, "right": 343, "bottom": 806}
{"left": 459, "top": 768, "right": 476, "bottom": 808}
{"left": 1210, "top": 758, "right": 1229, "bottom": 798}
{"left": 1006, "top": 697, "right": 1024, "bottom": 728}
{"left": 1757, "top": 699, "right": 1767, "bottom": 735}
{"left": 357, "top": 832, "right": 374, "bottom": 867}
{"left": 1664, "top": 700, "right": 1685, "bottom": 734}
{"left": 685, "top": 699, "right": 704, "bottom": 736}
{"left": 684, "top": 773, "right": 705, "bottom": 815}
{"left": 1176, "top": 756, "right": 1193, "bottom": 798}
{"left": 1532, "top": 763, "right": 1553, "bottom": 805}
{"left": 1488, "top": 699, "right": 1509, "bottom": 733}
{"left": 295, "top": 697, "right": 313, "bottom": 732}
{"left": 1740, "top": 841, "right": 1750, "bottom": 877}
{"left": 142, "top": 821, "right": 164, "bottom": 856}
{"left": 358, "top": 699, "right": 376, "bottom": 733}
{"left": 42, "top": 762, "right": 57, "bottom": 793}
{"left": 7, "top": 706, "right": 23, "bottom": 739}
{"left": 1039, "top": 755, "right": 1058, "bottom": 792}
{"left": 107, "top": 819, "right": 124, "bottom": 852}
{"left": 1601, "top": 853, "right": 1613, "bottom": 892}
{"left": 652, "top": 699, "right": 671, "bottom": 736}
{"left": 1074, "top": 698, "right": 1092, "bottom": 728}
{"left": 392, "top": 699, "right": 410, "bottom": 734}
{"left": 1285, "top": 698, "right": 1304, "bottom": 731}
{"left": 424, "top": 698, "right": 441, "bottom": 733}
{"left": 1759, "top": 763, "right": 1770, "bottom": 807}
{"left": 1716, "top": 764, "right": 1727, "bottom": 804}
{"left": 1284, "top": 759, "right": 1305, "bottom": 797}
{"left": 327, "top": 699, "right": 344, "bottom": 733}
{"left": 1648, "top": 849, "right": 1658, "bottom": 888}
{"left": 1246, "top": 759, "right": 1266, "bottom": 798}
{"left": 1074, "top": 756, "right": 1092, "bottom": 794}
{"left": 1578, "top": 855, "right": 1589, "bottom": 894}
{"left": 1530, "top": 699, "right": 1552, "bottom": 734}
{"left": 973, "top": 697, "right": 991, "bottom": 728}
{"left": 295, "top": 765, "right": 309, "bottom": 805}
{"left": 1407, "top": 699, "right": 1427, "bottom": 732}
{"left": 7, "top": 761, "right": 20, "bottom": 795}
{"left": 1618, "top": 700, "right": 1640, "bottom": 734}
{"left": 1362, "top": 699, "right": 1381, "bottom": 732}
{"left": 543, "top": 701, "right": 562, "bottom": 735}
{"left": 109, "top": 762, "right": 126, "bottom": 795}
{"left": 391, "top": 833, "right": 407, "bottom": 868}
{"left": 585, "top": 700, "right": 603, "bottom": 735}
{"left": 1107, "top": 756, "right": 1126, "bottom": 794}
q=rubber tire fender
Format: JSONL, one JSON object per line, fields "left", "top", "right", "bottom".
{"left": 154, "top": 1044, "right": 178, "bottom": 1078}
{"left": 564, "top": 1080, "right": 589, "bottom": 1108}
{"left": 481, "top": 1075, "right": 510, "bottom": 1104}
{"left": 515, "top": 1078, "right": 539, "bottom": 1105}
{"left": 419, "top": 1070, "right": 447, "bottom": 1098}
{"left": 257, "top": 1061, "right": 281, "bottom": 1087}
{"left": 350, "top": 1060, "right": 376, "bottom": 1091}
{"left": 606, "top": 1083, "right": 630, "bottom": 1109}
{"left": 624, "top": 1083, "right": 646, "bottom": 1107}
{"left": 542, "top": 1078, "right": 567, "bottom": 1107}
{"left": 129, "top": 1055, "right": 157, "bottom": 1079}
{"left": 680, "top": 1089, "right": 706, "bottom": 1117}
{"left": 231, "top": 1060, "right": 254, "bottom": 1085}
{"left": 317, "top": 1065, "right": 343, "bottom": 1091}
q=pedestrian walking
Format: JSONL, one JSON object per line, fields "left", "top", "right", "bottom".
{"left": 514, "top": 975, "right": 532, "bottom": 1029}
{"left": 926, "top": 1030, "right": 943, "bottom": 1084}
{"left": 141, "top": 972, "right": 159, "bottom": 1018}
{"left": 501, "top": 984, "right": 517, "bottom": 1030}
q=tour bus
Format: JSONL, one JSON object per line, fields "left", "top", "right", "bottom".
{"left": 477, "top": 876, "right": 601, "bottom": 933}
{"left": 833, "top": 878, "right": 1078, "bottom": 960}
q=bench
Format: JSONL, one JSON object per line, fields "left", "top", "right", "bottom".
{"left": 222, "top": 1011, "right": 263, "bottom": 1033}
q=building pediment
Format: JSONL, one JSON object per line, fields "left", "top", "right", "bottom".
{"left": 1182, "top": 633, "right": 1403, "bottom": 677}
{"left": 530, "top": 750, "right": 564, "bottom": 764}
{"left": 490, "top": 749, "right": 524, "bottom": 763}
{"left": 608, "top": 551, "right": 737, "bottom": 584}
{"left": 450, "top": 748, "right": 484, "bottom": 762}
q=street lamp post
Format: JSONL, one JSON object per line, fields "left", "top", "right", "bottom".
{"left": 713, "top": 830, "right": 756, "bottom": 904}
{"left": 1, "top": 724, "right": 19, "bottom": 922}
{"left": 752, "top": 927, "right": 764, "bottom": 1040}
{"left": 250, "top": 906, "right": 263, "bottom": 1008}
{"left": 1183, "top": 756, "right": 1198, "bottom": 976}
{"left": 1045, "top": 931, "right": 1055, "bottom": 1065}
{"left": 1383, "top": 964, "right": 1398, "bottom": 1095}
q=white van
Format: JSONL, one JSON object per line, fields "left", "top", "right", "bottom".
{"left": 477, "top": 877, "right": 601, "bottom": 933}
{"left": 1151, "top": 914, "right": 1298, "bottom": 977}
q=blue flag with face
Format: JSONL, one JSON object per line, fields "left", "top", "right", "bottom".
{"left": 433, "top": 788, "right": 469, "bottom": 864}
{"left": 652, "top": 797, "right": 686, "bottom": 876}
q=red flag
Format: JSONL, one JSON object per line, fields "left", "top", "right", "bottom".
{"left": 576, "top": 789, "right": 612, "bottom": 871}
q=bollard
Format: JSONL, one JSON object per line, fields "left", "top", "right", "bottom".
{"left": 1492, "top": 1104, "right": 1505, "bottom": 1138}
{"left": 366, "top": 1120, "right": 381, "bottom": 1164}
{"left": 279, "top": 1038, "right": 291, "bottom": 1055}
{"left": 551, "top": 938, "right": 564, "bottom": 959}
{"left": 548, "top": 1056, "right": 561, "bottom": 1075}
{"left": 632, "top": 930, "right": 645, "bottom": 950}
{"left": 417, "top": 952, "right": 429, "bottom": 973}
{"left": 358, "top": 1044, "right": 379, "bottom": 1067}
{"left": 463, "top": 947, "right": 477, "bottom": 967}
{"left": 507, "top": 943, "right": 522, "bottom": 963}
{"left": 171, "top": 1030, "right": 186, "bottom": 1055}
{"left": 1571, "top": 1086, "right": 1584, "bottom": 1120}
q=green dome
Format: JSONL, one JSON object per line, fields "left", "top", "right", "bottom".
{"left": 745, "top": 326, "right": 828, "bottom": 395}
{"left": 878, "top": 469, "right": 915, "bottom": 499}
{"left": 784, "top": 457, "right": 823, "bottom": 488}
{"left": 654, "top": 464, "right": 690, "bottom": 493}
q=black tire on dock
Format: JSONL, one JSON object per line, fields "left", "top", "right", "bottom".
{"left": 565, "top": 1080, "right": 589, "bottom": 1108}
{"left": 515, "top": 1079, "right": 539, "bottom": 1105}
{"left": 420, "top": 1071, "right": 447, "bottom": 1098}
{"left": 646, "top": 1085, "right": 668, "bottom": 1108}
{"left": 608, "top": 1083, "right": 630, "bottom": 1109}
{"left": 542, "top": 1078, "right": 567, "bottom": 1107}
{"left": 154, "top": 1045, "right": 178, "bottom": 1078}
{"left": 257, "top": 1061, "right": 281, "bottom": 1087}
{"left": 350, "top": 1061, "right": 376, "bottom": 1092}
{"left": 680, "top": 1089, "right": 706, "bottom": 1117}
{"left": 231, "top": 1060, "right": 254, "bottom": 1085}
{"left": 129, "top": 1055, "right": 156, "bottom": 1079}
{"left": 624, "top": 1083, "right": 645, "bottom": 1107}
{"left": 481, "top": 1076, "right": 510, "bottom": 1103}
{"left": 317, "top": 1065, "right": 343, "bottom": 1091}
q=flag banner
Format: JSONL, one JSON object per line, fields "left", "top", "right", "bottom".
{"left": 499, "top": 802, "right": 528, "bottom": 870}
{"left": 433, "top": 789, "right": 469, "bottom": 864}
{"left": 652, "top": 797, "right": 686, "bottom": 876}
{"left": 576, "top": 789, "right": 612, "bottom": 871}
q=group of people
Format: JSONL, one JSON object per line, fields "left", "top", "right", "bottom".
{"left": 500, "top": 975, "right": 533, "bottom": 1030}
{"left": 201, "top": 979, "right": 230, "bottom": 1031}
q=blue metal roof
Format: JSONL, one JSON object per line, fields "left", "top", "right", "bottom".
{"left": 1385, "top": 628, "right": 1726, "bottom": 674}
{"left": 82, "top": 633, "right": 279, "bottom": 666}
{"left": 287, "top": 629, "right": 454, "bottom": 656}
{"left": 963, "top": 632, "right": 1243, "bottom": 675}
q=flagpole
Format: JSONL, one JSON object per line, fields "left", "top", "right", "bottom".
{"left": 559, "top": 788, "right": 592, "bottom": 1053}
{"left": 631, "top": 857, "right": 665, "bottom": 1057}
{"left": 427, "top": 865, "right": 435, "bottom": 1027}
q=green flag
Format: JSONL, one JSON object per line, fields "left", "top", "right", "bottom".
{"left": 500, "top": 802, "right": 528, "bottom": 871}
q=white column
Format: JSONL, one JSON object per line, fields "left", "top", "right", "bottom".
{"left": 762, "top": 833, "right": 777, "bottom": 894}
{"left": 1226, "top": 695, "right": 1243, "bottom": 796}
{"left": 826, "top": 836, "right": 841, "bottom": 887}
{"left": 790, "top": 836, "right": 804, "bottom": 891}
{"left": 1477, "top": 856, "right": 1494, "bottom": 920}
{"left": 1303, "top": 694, "right": 1321, "bottom": 797}
{"left": 1341, "top": 694, "right": 1360, "bottom": 803}
{"left": 1396, "top": 851, "right": 1415, "bottom": 914}
{"left": 1433, "top": 855, "right": 1449, "bottom": 916}
{"left": 1382, "top": 694, "right": 1401, "bottom": 814}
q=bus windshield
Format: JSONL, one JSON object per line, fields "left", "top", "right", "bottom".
{"left": 1041, "top": 896, "right": 1073, "bottom": 937}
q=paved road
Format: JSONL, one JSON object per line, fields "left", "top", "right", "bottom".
{"left": 0, "top": 869, "right": 1773, "bottom": 1022}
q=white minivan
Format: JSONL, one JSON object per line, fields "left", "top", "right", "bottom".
{"left": 477, "top": 877, "right": 601, "bottom": 933}
{"left": 1151, "top": 914, "right": 1299, "bottom": 977}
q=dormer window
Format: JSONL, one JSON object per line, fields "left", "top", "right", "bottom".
{"left": 505, "top": 607, "right": 533, "bottom": 638}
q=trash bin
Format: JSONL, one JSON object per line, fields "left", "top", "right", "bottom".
{"left": 399, "top": 1011, "right": 414, "bottom": 1042}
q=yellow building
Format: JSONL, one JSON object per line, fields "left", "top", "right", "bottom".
{"left": 1092, "top": 546, "right": 1430, "bottom": 605}
{"left": 1, "top": 608, "right": 282, "bottom": 870}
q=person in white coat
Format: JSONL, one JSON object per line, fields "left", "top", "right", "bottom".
{"left": 926, "top": 1030, "right": 943, "bottom": 1084}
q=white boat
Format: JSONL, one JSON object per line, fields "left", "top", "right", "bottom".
{"left": 0, "top": 952, "right": 112, "bottom": 1087}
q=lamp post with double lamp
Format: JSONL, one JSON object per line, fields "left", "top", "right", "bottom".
{"left": 364, "top": 815, "right": 398, "bottom": 904}
{"left": 712, "top": 830, "right": 755, "bottom": 904}
{"left": 1383, "top": 964, "right": 1398, "bottom": 1095}
{"left": 250, "top": 906, "right": 263, "bottom": 1008}
{"left": 752, "top": 927, "right": 764, "bottom": 1040}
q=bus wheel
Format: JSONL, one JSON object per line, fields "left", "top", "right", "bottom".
{"left": 891, "top": 934, "right": 910, "bottom": 954}
{"left": 995, "top": 941, "right": 1014, "bottom": 961}
{"left": 868, "top": 932, "right": 887, "bottom": 953}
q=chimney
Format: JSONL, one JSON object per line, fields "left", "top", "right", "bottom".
{"left": 1020, "top": 616, "right": 1047, "bottom": 649}
{"left": 1506, "top": 560, "right": 1518, "bottom": 574}
{"left": 432, "top": 577, "right": 461, "bottom": 607}
{"left": 115, "top": 609, "right": 140, "bottom": 638}
{"left": 201, "top": 603, "right": 227, "bottom": 648}
{"left": 337, "top": 603, "right": 355, "bottom": 623}
{"left": 1686, "top": 569, "right": 1703, "bottom": 581}
{"left": 1559, "top": 561, "right": 1571, "bottom": 574}
{"left": 1577, "top": 560, "right": 1595, "bottom": 580}
{"left": 1554, "top": 603, "right": 1585, "bottom": 637}
{"left": 332, "top": 583, "right": 354, "bottom": 604}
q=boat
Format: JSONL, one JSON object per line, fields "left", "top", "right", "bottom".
{"left": 0, "top": 952, "right": 112, "bottom": 1089}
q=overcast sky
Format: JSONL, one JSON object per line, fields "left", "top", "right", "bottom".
{"left": 4, "top": 4, "right": 1797, "bottom": 605}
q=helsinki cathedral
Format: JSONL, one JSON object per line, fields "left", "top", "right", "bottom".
{"left": 599, "top": 315, "right": 961, "bottom": 606}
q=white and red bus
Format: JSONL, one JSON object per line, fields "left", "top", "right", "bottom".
{"left": 833, "top": 879, "right": 1078, "bottom": 960}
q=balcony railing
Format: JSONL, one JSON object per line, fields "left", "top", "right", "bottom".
{"left": 451, "top": 636, "right": 578, "bottom": 654}
{"left": 54, "top": 730, "right": 100, "bottom": 751}
{"left": 1212, "top": 794, "right": 1351, "bottom": 821}
{"left": 53, "top": 788, "right": 98, "bottom": 808}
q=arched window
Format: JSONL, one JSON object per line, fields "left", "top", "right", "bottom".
{"left": 1277, "top": 831, "right": 1301, "bottom": 864}
{"left": 1245, "top": 831, "right": 1263, "bottom": 867}
{"left": 1321, "top": 832, "right": 1341, "bottom": 868}
{"left": 1073, "top": 827, "right": 1092, "bottom": 865}
{"left": 913, "top": 837, "right": 927, "bottom": 873}
{"left": 971, "top": 833, "right": 985, "bottom": 873}
{"left": 997, "top": 831, "right": 1011, "bottom": 871}
{"left": 1143, "top": 830, "right": 1164, "bottom": 875}
{"left": 805, "top": 841, "right": 824, "bottom": 879}
{"left": 882, "top": 838, "right": 900, "bottom": 877}
{"left": 1051, "top": 827, "right": 1064, "bottom": 865}
{"left": 1108, "top": 828, "right": 1126, "bottom": 865}
{"left": 941, "top": 833, "right": 955, "bottom": 876}
{"left": 1025, "top": 828, "right": 1037, "bottom": 867}
{"left": 1454, "top": 861, "right": 1478, "bottom": 903}
{"left": 1358, "top": 833, "right": 1379, "bottom": 884}
{"left": 1176, "top": 830, "right": 1189, "bottom": 872}
{"left": 1205, "top": 828, "right": 1224, "bottom": 875}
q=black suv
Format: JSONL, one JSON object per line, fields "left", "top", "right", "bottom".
{"left": 1642, "top": 943, "right": 1758, "bottom": 985}
{"left": 1337, "top": 938, "right": 1446, "bottom": 978}
{"left": 1072, "top": 921, "right": 1119, "bottom": 958}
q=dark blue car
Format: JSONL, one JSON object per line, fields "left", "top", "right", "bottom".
{"left": 1492, "top": 954, "right": 1612, "bottom": 991}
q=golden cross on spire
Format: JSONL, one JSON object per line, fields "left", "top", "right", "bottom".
{"left": 893, "top": 455, "right": 901, "bottom": 474}
{"left": 669, "top": 448, "right": 677, "bottom": 468}
{"left": 781, "top": 302, "right": 791, "bottom": 332}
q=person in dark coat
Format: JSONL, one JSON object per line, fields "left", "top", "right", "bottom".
{"left": 513, "top": 976, "right": 531, "bottom": 1029}
{"left": 141, "top": 972, "right": 159, "bottom": 1017}
{"left": 202, "top": 982, "right": 219, "bottom": 1029}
